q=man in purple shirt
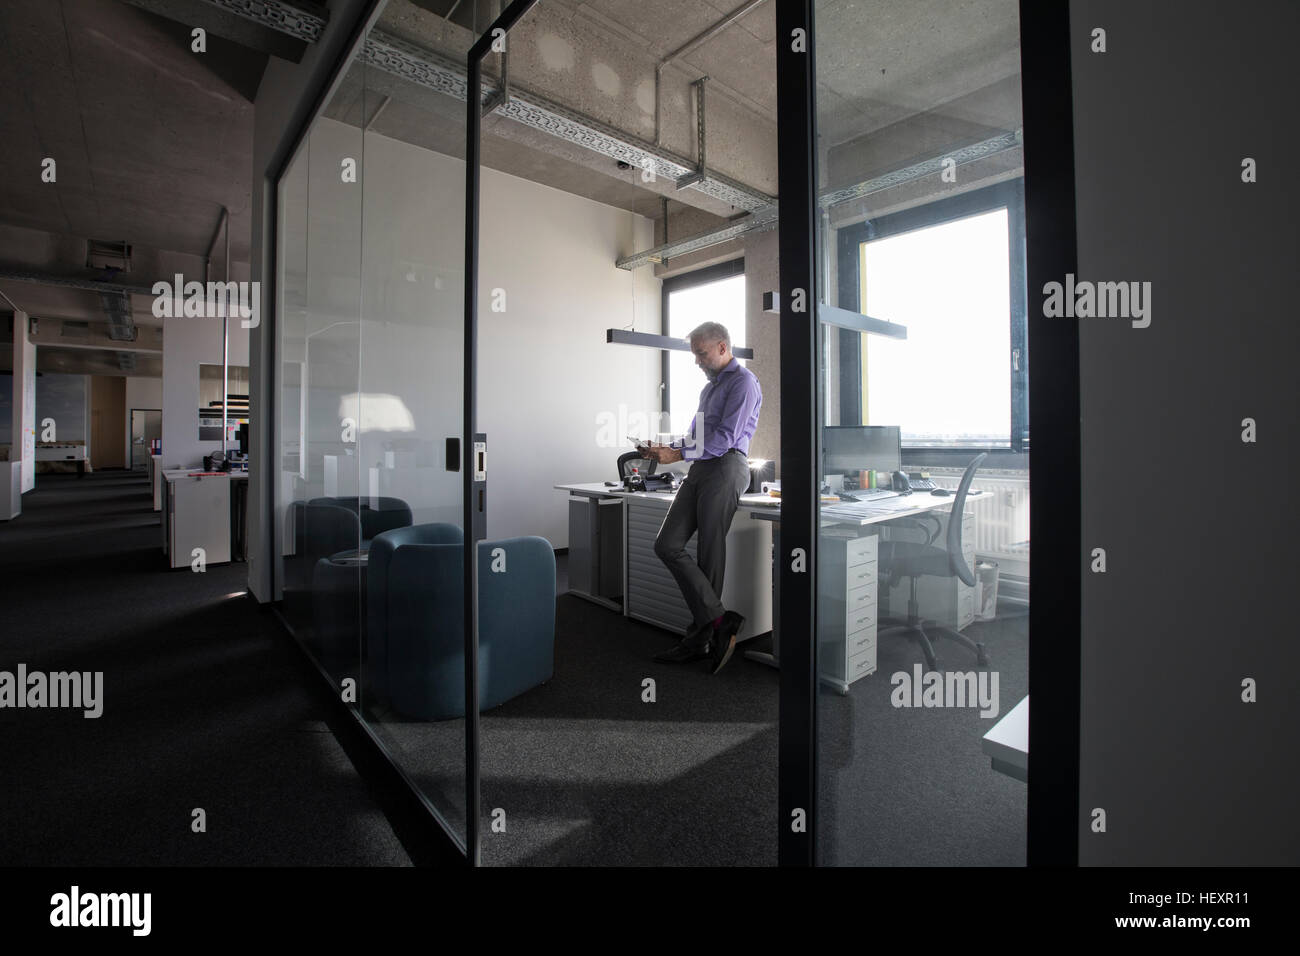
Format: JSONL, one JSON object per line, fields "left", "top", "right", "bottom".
{"left": 638, "top": 321, "right": 762, "bottom": 674}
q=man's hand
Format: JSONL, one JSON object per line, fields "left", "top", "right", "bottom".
{"left": 637, "top": 442, "right": 683, "bottom": 465}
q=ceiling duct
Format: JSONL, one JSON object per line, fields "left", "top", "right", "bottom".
{"left": 97, "top": 292, "right": 138, "bottom": 342}
{"left": 196, "top": 2, "right": 773, "bottom": 214}
{"left": 819, "top": 129, "right": 1023, "bottom": 208}
{"left": 616, "top": 204, "right": 778, "bottom": 270}
{"left": 359, "top": 30, "right": 773, "bottom": 213}
{"left": 87, "top": 239, "right": 132, "bottom": 273}
{"left": 616, "top": 129, "right": 1023, "bottom": 268}
{"left": 197, "top": 0, "right": 327, "bottom": 43}
{"left": 0, "top": 269, "right": 159, "bottom": 296}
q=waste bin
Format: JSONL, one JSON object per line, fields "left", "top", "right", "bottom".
{"left": 975, "top": 561, "right": 1000, "bottom": 621}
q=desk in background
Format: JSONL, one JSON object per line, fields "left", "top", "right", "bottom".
{"left": 555, "top": 482, "right": 773, "bottom": 640}
{"left": 982, "top": 694, "right": 1028, "bottom": 781}
{"left": 744, "top": 490, "right": 987, "bottom": 694}
{"left": 556, "top": 482, "right": 983, "bottom": 685}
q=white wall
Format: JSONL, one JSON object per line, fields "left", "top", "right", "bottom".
{"left": 477, "top": 160, "right": 661, "bottom": 547}
{"left": 286, "top": 119, "right": 661, "bottom": 553}
{"left": 161, "top": 309, "right": 248, "bottom": 468}
{"left": 124, "top": 375, "right": 163, "bottom": 464}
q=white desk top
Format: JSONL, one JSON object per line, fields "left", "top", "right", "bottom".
{"left": 982, "top": 694, "right": 1028, "bottom": 777}
{"left": 557, "top": 482, "right": 987, "bottom": 526}
{"left": 163, "top": 468, "right": 232, "bottom": 481}
{"left": 555, "top": 481, "right": 629, "bottom": 496}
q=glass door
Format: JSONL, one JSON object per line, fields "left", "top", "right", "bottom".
{"left": 812, "top": 0, "right": 1031, "bottom": 867}
{"left": 773, "top": 0, "right": 1036, "bottom": 866}
{"left": 275, "top": 10, "right": 471, "bottom": 856}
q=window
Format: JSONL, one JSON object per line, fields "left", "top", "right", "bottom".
{"left": 662, "top": 260, "right": 746, "bottom": 438}
{"left": 837, "top": 180, "right": 1028, "bottom": 449}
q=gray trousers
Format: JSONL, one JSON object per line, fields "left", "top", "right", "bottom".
{"left": 653, "top": 450, "right": 752, "bottom": 632}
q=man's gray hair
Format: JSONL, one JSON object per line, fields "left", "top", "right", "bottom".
{"left": 688, "top": 321, "right": 731, "bottom": 349}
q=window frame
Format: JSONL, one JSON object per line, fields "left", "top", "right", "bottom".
{"left": 834, "top": 178, "right": 1029, "bottom": 453}
{"left": 659, "top": 257, "right": 746, "bottom": 426}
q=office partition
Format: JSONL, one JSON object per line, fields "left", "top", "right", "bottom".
{"left": 274, "top": 28, "right": 470, "bottom": 857}
{"left": 775, "top": 0, "right": 1080, "bottom": 866}
{"left": 264, "top": 0, "right": 1079, "bottom": 867}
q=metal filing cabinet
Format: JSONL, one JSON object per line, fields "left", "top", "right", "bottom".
{"left": 568, "top": 494, "right": 624, "bottom": 605}
{"left": 818, "top": 532, "right": 879, "bottom": 694}
{"left": 623, "top": 494, "right": 772, "bottom": 638}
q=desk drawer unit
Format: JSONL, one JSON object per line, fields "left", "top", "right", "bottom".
{"left": 818, "top": 533, "right": 878, "bottom": 694}
{"left": 625, "top": 498, "right": 697, "bottom": 634}
{"left": 882, "top": 510, "right": 976, "bottom": 630}
{"left": 623, "top": 495, "right": 774, "bottom": 638}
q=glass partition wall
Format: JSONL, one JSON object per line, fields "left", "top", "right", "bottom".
{"left": 809, "top": 0, "right": 1031, "bottom": 865}
{"left": 269, "top": 0, "right": 1056, "bottom": 866}
{"left": 276, "top": 31, "right": 469, "bottom": 850}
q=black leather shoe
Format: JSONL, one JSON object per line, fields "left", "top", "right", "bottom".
{"left": 710, "top": 611, "right": 745, "bottom": 674}
{"left": 654, "top": 621, "right": 713, "bottom": 664}
{"left": 654, "top": 640, "right": 711, "bottom": 664}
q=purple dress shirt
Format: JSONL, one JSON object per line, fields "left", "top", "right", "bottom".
{"left": 673, "top": 358, "right": 763, "bottom": 461}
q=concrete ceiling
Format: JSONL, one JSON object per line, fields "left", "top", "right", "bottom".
{"left": 0, "top": 0, "right": 272, "bottom": 374}
{"left": 0, "top": 0, "right": 1024, "bottom": 376}
{"left": 349, "top": 0, "right": 1020, "bottom": 218}
{"left": 0, "top": 0, "right": 264, "bottom": 266}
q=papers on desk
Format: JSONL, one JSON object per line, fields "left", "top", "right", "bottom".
{"left": 820, "top": 499, "right": 909, "bottom": 519}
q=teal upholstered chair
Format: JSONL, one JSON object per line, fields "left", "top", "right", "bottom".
{"left": 367, "top": 526, "right": 555, "bottom": 720}
{"left": 310, "top": 495, "right": 413, "bottom": 547}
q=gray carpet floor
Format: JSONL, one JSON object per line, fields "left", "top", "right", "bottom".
{"left": 0, "top": 470, "right": 410, "bottom": 866}
{"left": 374, "top": 552, "right": 1028, "bottom": 866}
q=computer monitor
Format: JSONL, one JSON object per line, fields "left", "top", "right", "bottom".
{"left": 822, "top": 425, "right": 901, "bottom": 476}
{"left": 237, "top": 422, "right": 249, "bottom": 456}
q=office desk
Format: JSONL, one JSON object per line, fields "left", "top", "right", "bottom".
{"left": 555, "top": 482, "right": 773, "bottom": 639}
{"left": 982, "top": 694, "right": 1028, "bottom": 781}
{"left": 742, "top": 490, "right": 988, "bottom": 693}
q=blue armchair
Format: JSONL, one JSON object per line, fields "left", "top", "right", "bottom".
{"left": 367, "top": 526, "right": 556, "bottom": 720}
{"left": 309, "top": 495, "right": 413, "bottom": 546}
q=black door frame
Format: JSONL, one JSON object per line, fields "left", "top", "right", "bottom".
{"left": 464, "top": 0, "right": 543, "bottom": 867}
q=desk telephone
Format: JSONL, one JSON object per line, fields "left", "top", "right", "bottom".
{"left": 903, "top": 471, "right": 936, "bottom": 492}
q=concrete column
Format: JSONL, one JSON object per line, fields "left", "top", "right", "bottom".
{"left": 12, "top": 309, "right": 35, "bottom": 492}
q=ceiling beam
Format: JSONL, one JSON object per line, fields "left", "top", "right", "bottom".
{"left": 116, "top": 0, "right": 316, "bottom": 60}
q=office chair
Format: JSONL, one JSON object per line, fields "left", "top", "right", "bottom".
{"left": 877, "top": 452, "right": 989, "bottom": 671}
{"left": 616, "top": 451, "right": 657, "bottom": 481}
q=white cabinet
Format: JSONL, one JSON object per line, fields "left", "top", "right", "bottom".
{"left": 818, "top": 532, "right": 878, "bottom": 693}
{"left": 1, "top": 461, "right": 21, "bottom": 521}
{"left": 162, "top": 471, "right": 231, "bottom": 569}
